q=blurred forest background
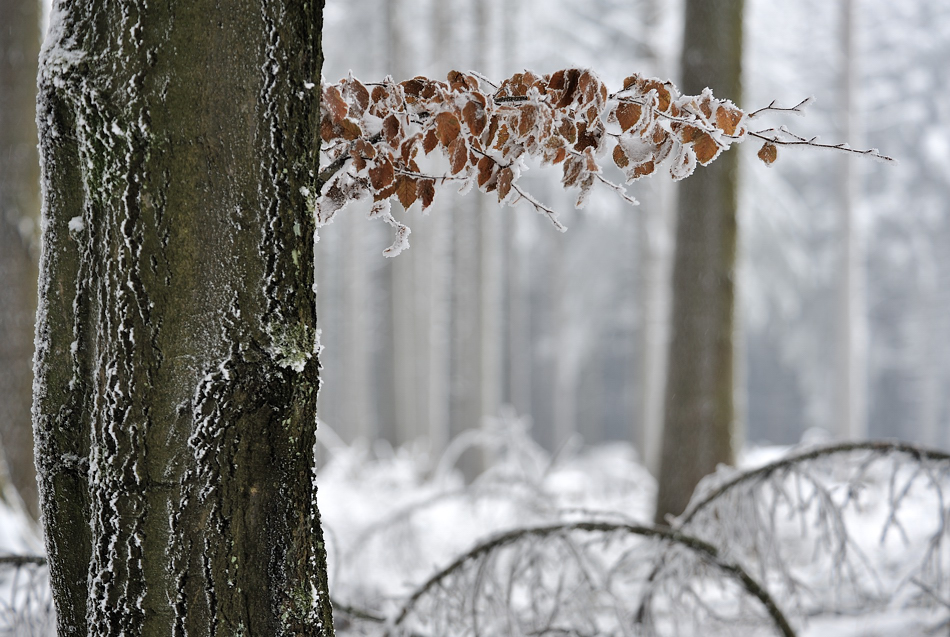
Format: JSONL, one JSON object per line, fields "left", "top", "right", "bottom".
{"left": 314, "top": 0, "right": 950, "bottom": 469}
{"left": 1, "top": 0, "right": 949, "bottom": 521}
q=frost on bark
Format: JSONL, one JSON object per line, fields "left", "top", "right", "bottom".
{"left": 33, "top": 1, "right": 333, "bottom": 635}
{"left": 655, "top": 0, "right": 744, "bottom": 523}
{"left": 0, "top": 0, "right": 42, "bottom": 521}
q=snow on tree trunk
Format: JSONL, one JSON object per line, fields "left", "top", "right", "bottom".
{"left": 0, "top": 0, "right": 42, "bottom": 521}
{"left": 33, "top": 2, "right": 333, "bottom": 635}
{"left": 655, "top": 0, "right": 744, "bottom": 523}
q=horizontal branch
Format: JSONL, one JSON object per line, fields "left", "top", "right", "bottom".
{"left": 0, "top": 554, "right": 47, "bottom": 566}
{"left": 749, "top": 129, "right": 895, "bottom": 162}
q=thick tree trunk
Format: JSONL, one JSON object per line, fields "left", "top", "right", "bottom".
{"left": 34, "top": 2, "right": 333, "bottom": 635}
{"left": 0, "top": 0, "right": 42, "bottom": 521}
{"left": 655, "top": 0, "right": 743, "bottom": 523}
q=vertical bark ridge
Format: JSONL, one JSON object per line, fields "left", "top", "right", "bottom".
{"left": 36, "top": 1, "right": 331, "bottom": 635}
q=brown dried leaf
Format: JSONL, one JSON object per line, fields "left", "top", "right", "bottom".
{"left": 383, "top": 114, "right": 402, "bottom": 145}
{"left": 401, "top": 134, "right": 421, "bottom": 163}
{"left": 349, "top": 145, "right": 367, "bottom": 172}
{"left": 559, "top": 118, "right": 577, "bottom": 145}
{"left": 693, "top": 132, "right": 720, "bottom": 165}
{"left": 401, "top": 77, "right": 425, "bottom": 98}
{"left": 423, "top": 129, "right": 439, "bottom": 154}
{"left": 615, "top": 103, "right": 642, "bottom": 132}
{"left": 634, "top": 160, "right": 656, "bottom": 179}
{"left": 342, "top": 77, "right": 370, "bottom": 116}
{"left": 493, "top": 124, "right": 511, "bottom": 150}
{"left": 447, "top": 70, "right": 479, "bottom": 91}
{"left": 758, "top": 141, "right": 778, "bottom": 165}
{"left": 395, "top": 176, "right": 418, "bottom": 208}
{"left": 355, "top": 138, "right": 376, "bottom": 160}
{"left": 622, "top": 74, "right": 641, "bottom": 91}
{"left": 435, "top": 111, "right": 462, "bottom": 146}
{"left": 562, "top": 155, "right": 584, "bottom": 188}
{"left": 374, "top": 182, "right": 398, "bottom": 202}
{"left": 420, "top": 79, "right": 445, "bottom": 100}
{"left": 369, "top": 156, "right": 395, "bottom": 190}
{"left": 613, "top": 144, "right": 629, "bottom": 168}
{"left": 519, "top": 104, "right": 538, "bottom": 137}
{"left": 497, "top": 167, "right": 514, "bottom": 202}
{"left": 320, "top": 117, "right": 335, "bottom": 142}
{"left": 653, "top": 135, "right": 674, "bottom": 165}
{"left": 715, "top": 105, "right": 744, "bottom": 136}
{"left": 448, "top": 137, "right": 468, "bottom": 174}
{"left": 340, "top": 119, "right": 362, "bottom": 141}
{"left": 574, "top": 121, "right": 599, "bottom": 152}
{"left": 463, "top": 100, "right": 487, "bottom": 137}
{"left": 477, "top": 156, "right": 496, "bottom": 188}
{"left": 641, "top": 79, "right": 672, "bottom": 112}
{"left": 417, "top": 178, "right": 436, "bottom": 210}
{"left": 323, "top": 85, "right": 348, "bottom": 124}
{"left": 370, "top": 85, "right": 390, "bottom": 115}
{"left": 553, "top": 69, "right": 581, "bottom": 108}
{"left": 483, "top": 115, "right": 499, "bottom": 148}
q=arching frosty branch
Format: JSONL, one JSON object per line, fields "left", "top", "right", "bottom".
{"left": 679, "top": 441, "right": 950, "bottom": 526}
{"left": 636, "top": 441, "right": 950, "bottom": 626}
{"left": 390, "top": 522, "right": 798, "bottom": 637}
{"left": 315, "top": 69, "right": 893, "bottom": 254}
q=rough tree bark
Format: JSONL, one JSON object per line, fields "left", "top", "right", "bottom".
{"left": 34, "top": 1, "right": 334, "bottom": 635}
{"left": 655, "top": 0, "right": 744, "bottom": 523}
{"left": 0, "top": 0, "right": 42, "bottom": 521}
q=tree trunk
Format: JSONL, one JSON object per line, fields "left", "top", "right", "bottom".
{"left": 34, "top": 2, "right": 333, "bottom": 635}
{"left": 835, "top": 0, "right": 867, "bottom": 440}
{"left": 654, "top": 0, "right": 743, "bottom": 523}
{"left": 0, "top": 0, "right": 42, "bottom": 521}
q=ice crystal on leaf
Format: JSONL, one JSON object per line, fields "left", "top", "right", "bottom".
{"left": 314, "top": 69, "right": 891, "bottom": 255}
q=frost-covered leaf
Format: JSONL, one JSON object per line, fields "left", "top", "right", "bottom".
{"left": 313, "top": 67, "right": 885, "bottom": 255}
{"left": 715, "top": 104, "right": 744, "bottom": 136}
{"left": 369, "top": 156, "right": 395, "bottom": 190}
{"left": 417, "top": 178, "right": 436, "bottom": 210}
{"left": 323, "top": 84, "right": 348, "bottom": 124}
{"left": 758, "top": 141, "right": 778, "bottom": 165}
{"left": 497, "top": 167, "right": 514, "bottom": 203}
{"left": 435, "top": 112, "right": 462, "bottom": 146}
{"left": 395, "top": 176, "right": 418, "bottom": 208}
{"left": 615, "top": 102, "right": 642, "bottom": 132}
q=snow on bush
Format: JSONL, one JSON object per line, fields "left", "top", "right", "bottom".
{"left": 1, "top": 426, "right": 947, "bottom": 636}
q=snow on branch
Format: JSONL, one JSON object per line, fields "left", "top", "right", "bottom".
{"left": 390, "top": 521, "right": 797, "bottom": 637}
{"left": 315, "top": 70, "right": 893, "bottom": 254}
{"left": 637, "top": 441, "right": 950, "bottom": 627}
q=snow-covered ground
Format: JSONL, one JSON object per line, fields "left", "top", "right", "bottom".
{"left": 317, "top": 420, "right": 950, "bottom": 636}
{"left": 0, "top": 424, "right": 947, "bottom": 636}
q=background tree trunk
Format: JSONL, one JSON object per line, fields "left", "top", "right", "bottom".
{"left": 655, "top": 0, "right": 744, "bottom": 523}
{"left": 0, "top": 0, "right": 42, "bottom": 521}
{"left": 34, "top": 2, "right": 333, "bottom": 635}
{"left": 835, "top": 0, "right": 867, "bottom": 441}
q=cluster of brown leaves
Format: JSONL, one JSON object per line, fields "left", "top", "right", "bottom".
{"left": 314, "top": 68, "right": 887, "bottom": 256}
